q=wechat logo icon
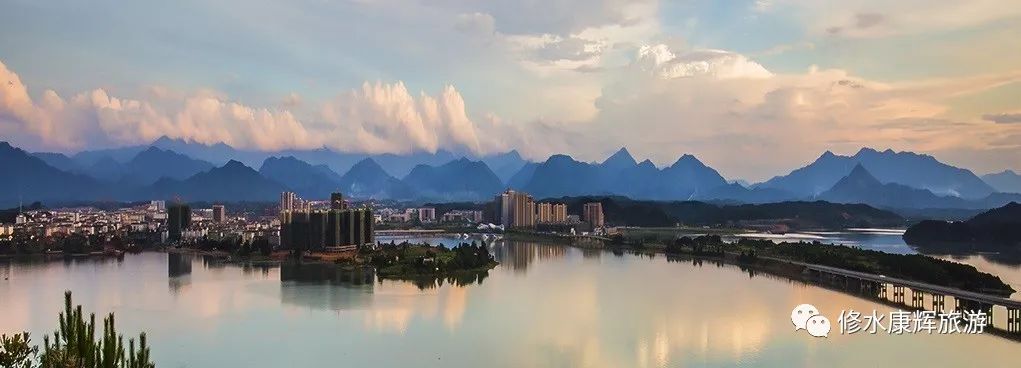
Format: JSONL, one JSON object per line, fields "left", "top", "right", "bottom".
{"left": 791, "top": 304, "right": 830, "bottom": 338}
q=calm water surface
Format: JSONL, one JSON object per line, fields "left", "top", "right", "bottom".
{"left": 2, "top": 239, "right": 1020, "bottom": 367}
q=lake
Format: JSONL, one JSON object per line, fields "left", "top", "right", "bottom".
{"left": 2, "top": 238, "right": 1020, "bottom": 367}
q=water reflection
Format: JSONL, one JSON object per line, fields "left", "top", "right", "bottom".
{"left": 493, "top": 240, "right": 568, "bottom": 272}
{"left": 167, "top": 253, "right": 193, "bottom": 294}
{"left": 2, "top": 242, "right": 1021, "bottom": 367}
{"left": 168, "top": 253, "right": 193, "bottom": 278}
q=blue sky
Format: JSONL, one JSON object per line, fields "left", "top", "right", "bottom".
{"left": 1, "top": 0, "right": 1019, "bottom": 181}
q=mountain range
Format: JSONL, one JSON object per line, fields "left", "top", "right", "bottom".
{"left": 62, "top": 135, "right": 503, "bottom": 179}
{"left": 516, "top": 148, "right": 731, "bottom": 200}
{"left": 982, "top": 170, "right": 1021, "bottom": 194}
{"left": 757, "top": 148, "right": 995, "bottom": 199}
{"left": 4, "top": 138, "right": 1021, "bottom": 210}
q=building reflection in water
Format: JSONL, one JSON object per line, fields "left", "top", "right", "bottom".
{"left": 167, "top": 253, "right": 193, "bottom": 278}
{"left": 279, "top": 262, "right": 376, "bottom": 311}
{"left": 492, "top": 240, "right": 568, "bottom": 273}
{"left": 167, "top": 253, "right": 194, "bottom": 294}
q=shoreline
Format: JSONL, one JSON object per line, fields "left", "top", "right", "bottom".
{"left": 506, "top": 230, "right": 1016, "bottom": 296}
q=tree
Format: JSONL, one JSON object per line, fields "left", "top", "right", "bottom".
{"left": 0, "top": 333, "right": 37, "bottom": 368}
{"left": 38, "top": 291, "right": 155, "bottom": 368}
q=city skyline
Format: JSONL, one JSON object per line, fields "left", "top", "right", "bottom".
{"left": 1, "top": 0, "right": 1020, "bottom": 182}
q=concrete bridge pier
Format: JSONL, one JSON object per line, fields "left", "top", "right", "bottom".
{"left": 1008, "top": 308, "right": 1021, "bottom": 333}
{"left": 892, "top": 285, "right": 905, "bottom": 304}
{"left": 956, "top": 298, "right": 993, "bottom": 316}
{"left": 911, "top": 289, "right": 925, "bottom": 308}
{"left": 932, "top": 294, "right": 945, "bottom": 313}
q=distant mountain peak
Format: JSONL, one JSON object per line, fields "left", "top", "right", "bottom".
{"left": 547, "top": 154, "right": 577, "bottom": 163}
{"left": 152, "top": 135, "right": 178, "bottom": 145}
{"left": 601, "top": 147, "right": 637, "bottom": 169}
{"left": 671, "top": 154, "right": 704, "bottom": 168}
{"left": 223, "top": 160, "right": 248, "bottom": 170}
{"left": 351, "top": 157, "right": 383, "bottom": 170}
{"left": 855, "top": 147, "right": 880, "bottom": 156}
{"left": 845, "top": 163, "right": 877, "bottom": 181}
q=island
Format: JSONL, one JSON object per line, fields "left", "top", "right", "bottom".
{"left": 903, "top": 202, "right": 1021, "bottom": 251}
{"left": 366, "top": 240, "right": 498, "bottom": 280}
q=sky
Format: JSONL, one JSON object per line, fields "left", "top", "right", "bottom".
{"left": 1, "top": 0, "right": 1019, "bottom": 181}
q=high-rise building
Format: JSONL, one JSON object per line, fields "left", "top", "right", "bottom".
{"left": 536, "top": 202, "right": 568, "bottom": 224}
{"left": 537, "top": 202, "right": 552, "bottom": 223}
{"left": 280, "top": 193, "right": 374, "bottom": 252}
{"left": 167, "top": 203, "right": 191, "bottom": 241}
{"left": 553, "top": 203, "right": 567, "bottom": 223}
{"left": 330, "top": 192, "right": 347, "bottom": 210}
{"left": 417, "top": 207, "right": 436, "bottom": 223}
{"left": 495, "top": 190, "right": 535, "bottom": 228}
{"left": 150, "top": 200, "right": 166, "bottom": 212}
{"left": 212, "top": 204, "right": 226, "bottom": 223}
{"left": 280, "top": 191, "right": 297, "bottom": 213}
{"left": 583, "top": 202, "right": 605, "bottom": 228}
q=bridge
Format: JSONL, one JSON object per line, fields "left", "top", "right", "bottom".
{"left": 780, "top": 258, "right": 1021, "bottom": 335}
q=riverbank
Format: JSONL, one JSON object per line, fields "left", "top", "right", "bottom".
{"left": 516, "top": 230, "right": 1015, "bottom": 296}
{"left": 0, "top": 249, "right": 126, "bottom": 261}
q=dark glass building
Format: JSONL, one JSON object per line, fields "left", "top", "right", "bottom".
{"left": 168, "top": 203, "right": 191, "bottom": 241}
{"left": 280, "top": 206, "right": 373, "bottom": 251}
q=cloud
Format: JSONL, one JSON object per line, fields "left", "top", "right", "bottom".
{"left": 454, "top": 12, "right": 495, "bottom": 35}
{"left": 0, "top": 60, "right": 514, "bottom": 155}
{"left": 320, "top": 81, "right": 487, "bottom": 155}
{"left": 776, "top": 0, "right": 1021, "bottom": 38}
{"left": 982, "top": 113, "right": 1021, "bottom": 124}
{"left": 533, "top": 36, "right": 606, "bottom": 62}
{"left": 635, "top": 45, "right": 772, "bottom": 79}
{"left": 435, "top": 0, "right": 658, "bottom": 37}
{"left": 854, "top": 13, "right": 886, "bottom": 29}
{"left": 564, "top": 43, "right": 1021, "bottom": 180}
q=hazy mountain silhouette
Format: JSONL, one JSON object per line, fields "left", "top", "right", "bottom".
{"left": 521, "top": 150, "right": 734, "bottom": 200}
{"left": 402, "top": 158, "right": 503, "bottom": 201}
{"left": 759, "top": 148, "right": 995, "bottom": 199}
{"left": 506, "top": 162, "right": 539, "bottom": 190}
{"left": 659, "top": 155, "right": 729, "bottom": 199}
{"left": 481, "top": 150, "right": 528, "bottom": 183}
{"left": 259, "top": 156, "right": 341, "bottom": 199}
{"left": 7, "top": 139, "right": 1018, "bottom": 208}
{"left": 31, "top": 152, "right": 83, "bottom": 173}
{"left": 600, "top": 147, "right": 638, "bottom": 173}
{"left": 522, "top": 154, "right": 604, "bottom": 197}
{"left": 83, "top": 156, "right": 126, "bottom": 182}
{"left": 0, "top": 142, "right": 105, "bottom": 207}
{"left": 118, "top": 147, "right": 216, "bottom": 185}
{"left": 983, "top": 170, "right": 1021, "bottom": 194}
{"left": 819, "top": 164, "right": 966, "bottom": 209}
{"left": 338, "top": 158, "right": 415, "bottom": 200}
{"left": 145, "top": 160, "right": 286, "bottom": 202}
